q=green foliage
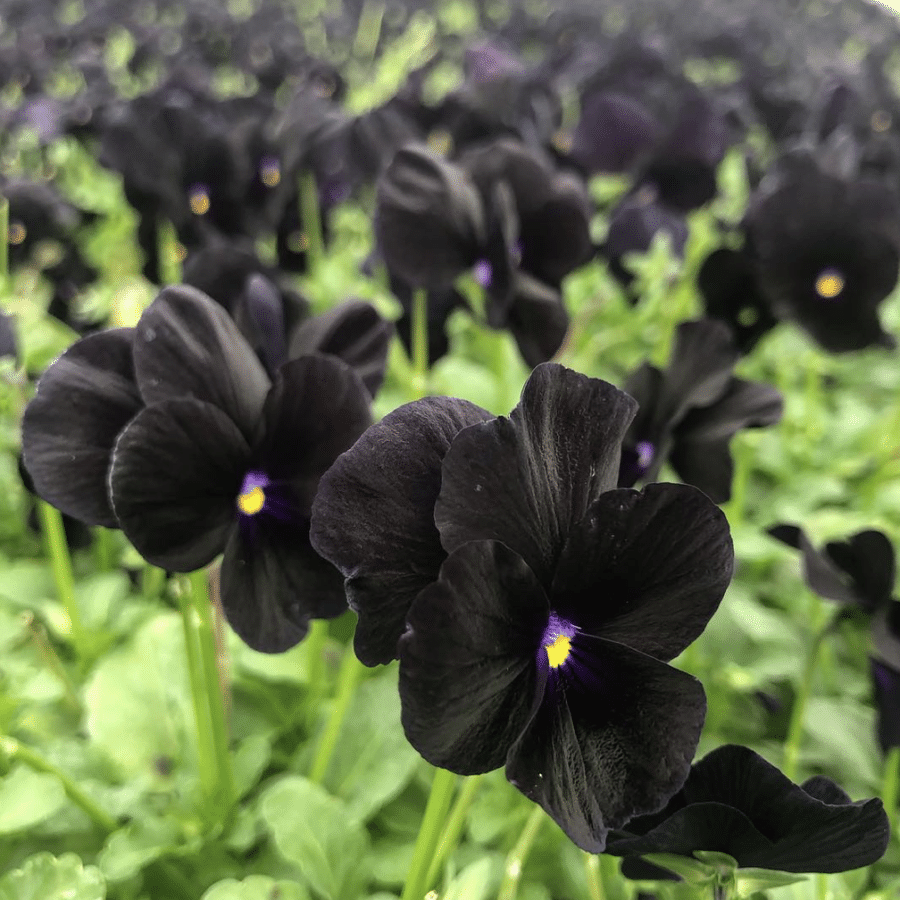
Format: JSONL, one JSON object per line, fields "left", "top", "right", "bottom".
{"left": 0, "top": 853, "right": 105, "bottom": 900}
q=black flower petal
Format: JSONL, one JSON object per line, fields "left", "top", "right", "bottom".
{"left": 22, "top": 329, "right": 142, "bottom": 527}
{"left": 507, "top": 637, "right": 706, "bottom": 853}
{"left": 551, "top": 483, "right": 733, "bottom": 662}
{"left": 436, "top": 363, "right": 638, "bottom": 587}
{"left": 133, "top": 285, "right": 270, "bottom": 442}
{"left": 607, "top": 744, "right": 890, "bottom": 874}
{"left": 309, "top": 396, "right": 493, "bottom": 665}
{"left": 505, "top": 272, "right": 571, "bottom": 367}
{"left": 109, "top": 398, "right": 249, "bottom": 571}
{"left": 399, "top": 540, "right": 546, "bottom": 774}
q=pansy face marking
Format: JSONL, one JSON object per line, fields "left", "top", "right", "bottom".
{"left": 815, "top": 268, "right": 845, "bottom": 299}
{"left": 542, "top": 612, "right": 577, "bottom": 669}
{"left": 237, "top": 470, "right": 268, "bottom": 516}
{"left": 189, "top": 184, "right": 211, "bottom": 216}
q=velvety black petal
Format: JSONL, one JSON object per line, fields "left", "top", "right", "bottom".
{"left": 288, "top": 301, "right": 393, "bottom": 398}
{"left": 675, "top": 377, "right": 784, "bottom": 442}
{"left": 399, "top": 541, "right": 547, "bottom": 773}
{"left": 109, "top": 398, "right": 249, "bottom": 570}
{"left": 608, "top": 744, "right": 890, "bottom": 873}
{"left": 825, "top": 531, "right": 895, "bottom": 611}
{"left": 552, "top": 483, "right": 732, "bottom": 661}
{"left": 569, "top": 92, "right": 658, "bottom": 174}
{"left": 870, "top": 658, "right": 900, "bottom": 752}
{"left": 436, "top": 364, "right": 638, "bottom": 586}
{"left": 374, "top": 145, "right": 485, "bottom": 288}
{"left": 768, "top": 524, "right": 858, "bottom": 605}
{"left": 22, "top": 329, "right": 142, "bottom": 527}
{"left": 309, "top": 396, "right": 493, "bottom": 665}
{"left": 220, "top": 519, "right": 346, "bottom": 653}
{"left": 242, "top": 273, "right": 289, "bottom": 375}
{"left": 253, "top": 354, "right": 372, "bottom": 513}
{"left": 133, "top": 285, "right": 270, "bottom": 442}
{"left": 507, "top": 638, "right": 706, "bottom": 852}
{"left": 667, "top": 435, "right": 736, "bottom": 504}
{"left": 505, "top": 273, "right": 570, "bottom": 367}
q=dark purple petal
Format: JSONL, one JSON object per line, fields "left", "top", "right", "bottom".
{"left": 552, "top": 483, "right": 732, "bottom": 661}
{"left": 109, "top": 398, "right": 249, "bottom": 571}
{"left": 675, "top": 377, "right": 784, "bottom": 441}
{"left": 220, "top": 519, "right": 346, "bottom": 653}
{"left": 288, "top": 301, "right": 393, "bottom": 398}
{"left": 310, "top": 396, "right": 493, "bottom": 665}
{"left": 768, "top": 524, "right": 858, "bottom": 605}
{"left": 436, "top": 364, "right": 638, "bottom": 586}
{"left": 22, "top": 329, "right": 141, "bottom": 527}
{"left": 570, "top": 92, "right": 658, "bottom": 174}
{"left": 870, "top": 658, "right": 900, "bottom": 753}
{"left": 399, "top": 541, "right": 547, "bottom": 773}
{"left": 825, "top": 531, "right": 895, "bottom": 611}
{"left": 133, "top": 285, "right": 270, "bottom": 442}
{"left": 507, "top": 637, "right": 706, "bottom": 852}
{"left": 667, "top": 435, "right": 736, "bottom": 504}
{"left": 505, "top": 273, "right": 570, "bottom": 367}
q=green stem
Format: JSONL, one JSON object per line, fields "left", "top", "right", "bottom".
{"left": 2, "top": 736, "right": 117, "bottom": 831}
{"left": 497, "top": 805, "right": 545, "bottom": 900}
{"left": 401, "top": 767, "right": 458, "bottom": 900}
{"left": 36, "top": 501, "right": 84, "bottom": 654}
{"left": 300, "top": 171, "right": 325, "bottom": 275}
{"left": 143, "top": 565, "right": 167, "bottom": 602}
{"left": 583, "top": 854, "right": 605, "bottom": 900}
{"left": 411, "top": 287, "right": 429, "bottom": 399}
{"left": 158, "top": 217, "right": 182, "bottom": 285}
{"left": 188, "top": 569, "right": 235, "bottom": 815}
{"left": 308, "top": 642, "right": 365, "bottom": 783}
{"left": 352, "top": 0, "right": 384, "bottom": 63}
{"left": 783, "top": 619, "right": 831, "bottom": 781}
{"left": 425, "top": 774, "right": 483, "bottom": 887}
{"left": 304, "top": 619, "right": 329, "bottom": 727}
{"left": 176, "top": 580, "right": 218, "bottom": 804}
{"left": 881, "top": 747, "right": 900, "bottom": 832}
{"left": 94, "top": 527, "right": 114, "bottom": 572}
{"left": 0, "top": 195, "right": 8, "bottom": 279}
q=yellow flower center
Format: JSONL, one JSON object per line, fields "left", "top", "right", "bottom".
{"left": 8, "top": 222, "right": 26, "bottom": 245}
{"left": 260, "top": 160, "right": 281, "bottom": 187}
{"left": 545, "top": 633, "right": 572, "bottom": 669}
{"left": 815, "top": 270, "right": 844, "bottom": 299}
{"left": 237, "top": 485, "right": 265, "bottom": 515}
{"left": 189, "top": 187, "right": 210, "bottom": 216}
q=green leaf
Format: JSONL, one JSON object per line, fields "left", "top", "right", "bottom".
{"left": 736, "top": 868, "right": 808, "bottom": 896}
{"left": 84, "top": 613, "right": 192, "bottom": 780}
{"left": 201, "top": 875, "right": 311, "bottom": 900}
{"left": 258, "top": 775, "right": 370, "bottom": 900}
{"left": 233, "top": 733, "right": 272, "bottom": 800}
{"left": 442, "top": 857, "right": 496, "bottom": 900}
{"left": 97, "top": 816, "right": 184, "bottom": 882}
{"left": 0, "top": 852, "right": 105, "bottom": 900}
{"left": 0, "top": 764, "right": 67, "bottom": 834}
{"left": 320, "top": 670, "right": 420, "bottom": 821}
{"left": 640, "top": 853, "right": 716, "bottom": 883}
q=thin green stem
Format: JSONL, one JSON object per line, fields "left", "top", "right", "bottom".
{"left": 143, "top": 565, "right": 167, "bottom": 602}
{"left": 401, "top": 767, "right": 458, "bottom": 900}
{"left": 583, "top": 854, "right": 605, "bottom": 900}
{"left": 2, "top": 736, "right": 117, "bottom": 831}
{"left": 425, "top": 774, "right": 483, "bottom": 887}
{"left": 783, "top": 619, "right": 832, "bottom": 782}
{"left": 411, "top": 287, "right": 429, "bottom": 399}
{"left": 881, "top": 747, "right": 900, "bottom": 832}
{"left": 304, "top": 619, "right": 329, "bottom": 727}
{"left": 158, "top": 217, "right": 182, "bottom": 285}
{"left": 94, "top": 527, "right": 114, "bottom": 572}
{"left": 352, "top": 0, "right": 384, "bottom": 63}
{"left": 188, "top": 569, "right": 235, "bottom": 815}
{"left": 176, "top": 580, "right": 218, "bottom": 804}
{"left": 36, "top": 501, "right": 84, "bottom": 655}
{"left": 497, "top": 805, "right": 545, "bottom": 900}
{"left": 0, "top": 195, "right": 8, "bottom": 279}
{"left": 299, "top": 171, "right": 325, "bottom": 275}
{"left": 308, "top": 642, "right": 365, "bottom": 784}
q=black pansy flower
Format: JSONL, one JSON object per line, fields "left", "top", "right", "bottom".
{"left": 311, "top": 363, "right": 733, "bottom": 851}
{"left": 619, "top": 319, "right": 783, "bottom": 502}
{"left": 767, "top": 524, "right": 895, "bottom": 614}
{"left": 606, "top": 744, "right": 890, "bottom": 876}
{"left": 745, "top": 159, "right": 900, "bottom": 352}
{"left": 23, "top": 286, "right": 372, "bottom": 651}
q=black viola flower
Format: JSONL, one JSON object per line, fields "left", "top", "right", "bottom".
{"left": 767, "top": 525, "right": 895, "bottom": 614}
{"left": 745, "top": 160, "right": 900, "bottom": 352}
{"left": 606, "top": 744, "right": 890, "bottom": 875}
{"left": 311, "top": 363, "right": 733, "bottom": 851}
{"left": 619, "top": 319, "right": 783, "bottom": 502}
{"left": 23, "top": 286, "right": 372, "bottom": 652}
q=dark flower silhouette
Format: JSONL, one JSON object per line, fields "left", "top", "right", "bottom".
{"left": 619, "top": 319, "right": 783, "bottom": 502}
{"left": 606, "top": 744, "right": 890, "bottom": 876}
{"left": 311, "top": 363, "right": 733, "bottom": 851}
{"left": 23, "top": 286, "right": 372, "bottom": 651}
